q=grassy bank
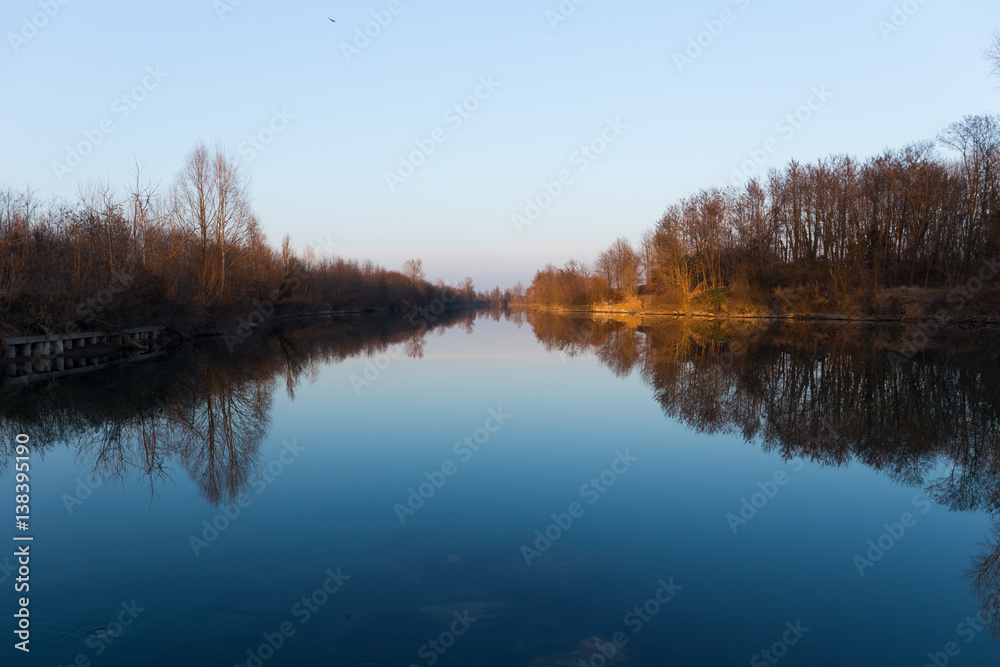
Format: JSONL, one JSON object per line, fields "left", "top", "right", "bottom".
{"left": 517, "top": 283, "right": 1000, "bottom": 325}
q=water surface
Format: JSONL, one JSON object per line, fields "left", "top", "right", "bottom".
{"left": 3, "top": 311, "right": 1000, "bottom": 666}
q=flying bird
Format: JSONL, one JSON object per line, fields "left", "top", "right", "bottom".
{"left": 328, "top": 17, "right": 337, "bottom": 22}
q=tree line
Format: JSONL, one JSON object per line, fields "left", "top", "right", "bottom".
{"left": 527, "top": 114, "right": 1000, "bottom": 315}
{"left": 0, "top": 143, "right": 482, "bottom": 335}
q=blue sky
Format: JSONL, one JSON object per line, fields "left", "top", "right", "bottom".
{"left": 2, "top": 0, "right": 997, "bottom": 288}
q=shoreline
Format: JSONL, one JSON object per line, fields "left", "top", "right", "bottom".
{"left": 0, "top": 306, "right": 486, "bottom": 386}
{"left": 514, "top": 304, "right": 1000, "bottom": 326}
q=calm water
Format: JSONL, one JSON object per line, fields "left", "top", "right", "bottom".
{"left": 3, "top": 311, "right": 1000, "bottom": 666}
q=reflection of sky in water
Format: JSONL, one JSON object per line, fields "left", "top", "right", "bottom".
{"left": 7, "top": 315, "right": 1000, "bottom": 666}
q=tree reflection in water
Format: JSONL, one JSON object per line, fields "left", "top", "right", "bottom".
{"left": 528, "top": 310, "right": 1000, "bottom": 636}
{"left": 0, "top": 312, "right": 476, "bottom": 506}
{"left": 4, "top": 309, "right": 1000, "bottom": 637}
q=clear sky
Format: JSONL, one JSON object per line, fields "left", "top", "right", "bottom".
{"left": 2, "top": 0, "right": 997, "bottom": 288}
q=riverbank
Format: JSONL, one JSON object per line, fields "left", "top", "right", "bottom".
{"left": 515, "top": 284, "right": 1000, "bottom": 326}
{"left": 0, "top": 305, "right": 486, "bottom": 386}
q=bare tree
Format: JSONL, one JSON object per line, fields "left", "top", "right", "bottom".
{"left": 0, "top": 140, "right": 488, "bottom": 335}
{"left": 212, "top": 147, "right": 254, "bottom": 297}
{"left": 173, "top": 143, "right": 213, "bottom": 298}
{"left": 129, "top": 159, "right": 161, "bottom": 267}
{"left": 596, "top": 237, "right": 640, "bottom": 297}
{"left": 638, "top": 229, "right": 657, "bottom": 287}
{"left": 988, "top": 29, "right": 1000, "bottom": 84}
{"left": 172, "top": 143, "right": 255, "bottom": 301}
{"left": 78, "top": 180, "right": 128, "bottom": 274}
{"left": 938, "top": 115, "right": 1000, "bottom": 258}
{"left": 403, "top": 258, "right": 425, "bottom": 283}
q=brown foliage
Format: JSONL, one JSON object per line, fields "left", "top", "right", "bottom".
{"left": 0, "top": 145, "right": 478, "bottom": 334}
{"left": 531, "top": 115, "right": 1000, "bottom": 313}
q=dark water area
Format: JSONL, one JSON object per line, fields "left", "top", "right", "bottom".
{"left": 2, "top": 310, "right": 1000, "bottom": 666}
